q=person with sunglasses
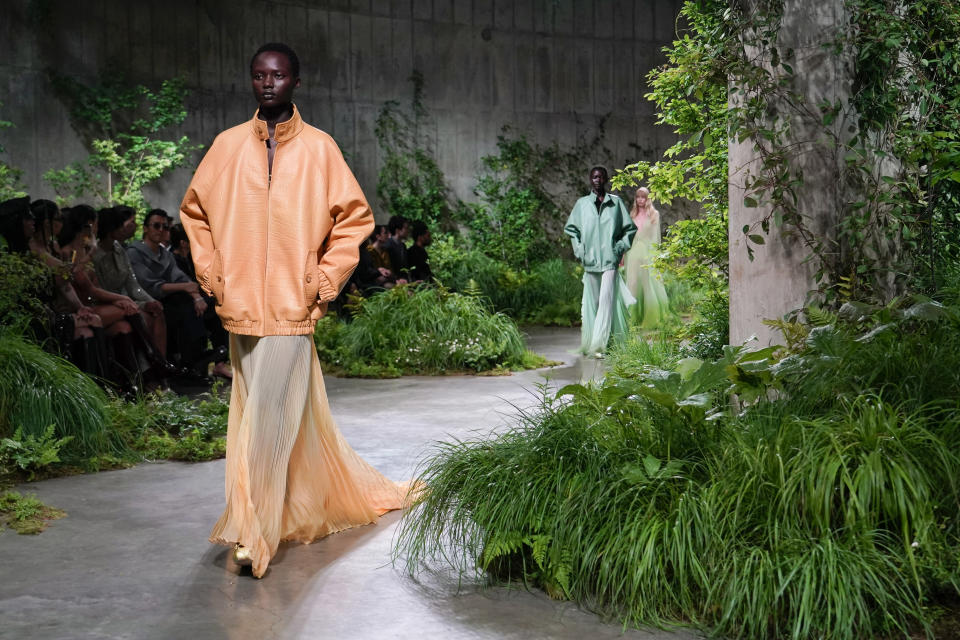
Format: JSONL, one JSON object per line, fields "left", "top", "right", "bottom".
{"left": 128, "top": 209, "right": 209, "bottom": 378}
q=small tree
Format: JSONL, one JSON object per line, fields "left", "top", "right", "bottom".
{"left": 44, "top": 74, "right": 200, "bottom": 212}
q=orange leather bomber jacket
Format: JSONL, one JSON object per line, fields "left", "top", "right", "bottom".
{"left": 179, "top": 106, "right": 373, "bottom": 336}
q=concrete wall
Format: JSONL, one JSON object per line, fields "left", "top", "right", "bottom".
{"left": 728, "top": 0, "right": 849, "bottom": 345}
{"left": 0, "top": 0, "right": 685, "bottom": 220}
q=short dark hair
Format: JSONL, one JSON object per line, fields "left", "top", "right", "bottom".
{"left": 58, "top": 205, "right": 97, "bottom": 248}
{"left": 387, "top": 215, "right": 408, "bottom": 235}
{"left": 29, "top": 199, "right": 59, "bottom": 225}
{"left": 251, "top": 42, "right": 300, "bottom": 78}
{"left": 590, "top": 165, "right": 609, "bottom": 180}
{"left": 0, "top": 196, "right": 32, "bottom": 253}
{"left": 410, "top": 220, "right": 429, "bottom": 239}
{"left": 97, "top": 205, "right": 136, "bottom": 241}
{"left": 169, "top": 223, "right": 189, "bottom": 250}
{"left": 144, "top": 209, "right": 167, "bottom": 228}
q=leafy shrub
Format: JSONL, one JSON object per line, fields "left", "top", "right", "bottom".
{"left": 314, "top": 284, "right": 540, "bottom": 377}
{"left": 396, "top": 299, "right": 960, "bottom": 638}
{"left": 431, "top": 236, "right": 582, "bottom": 326}
{"left": 0, "top": 426, "right": 73, "bottom": 481}
{"left": 468, "top": 126, "right": 613, "bottom": 268}
{"left": 678, "top": 287, "right": 728, "bottom": 359}
{"left": 0, "top": 252, "right": 54, "bottom": 332}
{"left": 109, "top": 386, "right": 229, "bottom": 462}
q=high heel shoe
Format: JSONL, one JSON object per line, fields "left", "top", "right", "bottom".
{"left": 233, "top": 543, "right": 253, "bottom": 566}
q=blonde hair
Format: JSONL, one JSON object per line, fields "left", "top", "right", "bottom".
{"left": 630, "top": 187, "right": 658, "bottom": 221}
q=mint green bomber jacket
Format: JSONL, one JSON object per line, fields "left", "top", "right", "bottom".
{"left": 564, "top": 193, "right": 637, "bottom": 273}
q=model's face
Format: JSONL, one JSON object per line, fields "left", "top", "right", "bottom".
{"left": 144, "top": 215, "right": 168, "bottom": 244}
{"left": 251, "top": 51, "right": 300, "bottom": 108}
{"left": 636, "top": 190, "right": 649, "bottom": 208}
{"left": 590, "top": 169, "right": 607, "bottom": 192}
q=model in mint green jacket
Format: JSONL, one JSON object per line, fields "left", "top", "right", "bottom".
{"left": 564, "top": 192, "right": 637, "bottom": 272}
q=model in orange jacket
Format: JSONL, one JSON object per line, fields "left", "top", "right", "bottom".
{"left": 180, "top": 102, "right": 373, "bottom": 336}
{"left": 180, "top": 43, "right": 410, "bottom": 579}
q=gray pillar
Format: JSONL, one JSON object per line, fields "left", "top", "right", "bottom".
{"left": 728, "top": 0, "right": 850, "bottom": 345}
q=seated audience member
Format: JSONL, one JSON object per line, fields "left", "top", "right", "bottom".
{"left": 59, "top": 206, "right": 150, "bottom": 391}
{"left": 168, "top": 223, "right": 231, "bottom": 379}
{"left": 93, "top": 206, "right": 174, "bottom": 368}
{"left": 28, "top": 199, "right": 62, "bottom": 256}
{"left": 21, "top": 199, "right": 109, "bottom": 378}
{"left": 127, "top": 209, "right": 209, "bottom": 377}
{"left": 160, "top": 212, "right": 174, "bottom": 249}
{"left": 407, "top": 220, "right": 433, "bottom": 283}
{"left": 384, "top": 215, "right": 410, "bottom": 280}
{"left": 362, "top": 224, "right": 403, "bottom": 290}
{"left": 0, "top": 196, "right": 33, "bottom": 254}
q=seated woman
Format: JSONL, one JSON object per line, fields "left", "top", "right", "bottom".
{"left": 58, "top": 206, "right": 153, "bottom": 391}
{"left": 1, "top": 197, "right": 109, "bottom": 379}
{"left": 92, "top": 206, "right": 176, "bottom": 378}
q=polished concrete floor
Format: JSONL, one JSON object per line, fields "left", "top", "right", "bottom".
{"left": 0, "top": 328, "right": 696, "bottom": 640}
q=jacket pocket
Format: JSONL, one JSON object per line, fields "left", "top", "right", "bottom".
{"left": 210, "top": 250, "right": 225, "bottom": 304}
{"left": 303, "top": 252, "right": 319, "bottom": 308}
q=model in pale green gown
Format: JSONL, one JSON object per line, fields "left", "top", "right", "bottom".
{"left": 623, "top": 188, "right": 669, "bottom": 328}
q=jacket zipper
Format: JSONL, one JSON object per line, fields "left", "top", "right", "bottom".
{"left": 265, "top": 138, "right": 274, "bottom": 329}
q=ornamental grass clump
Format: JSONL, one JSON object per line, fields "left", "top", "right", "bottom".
{"left": 396, "top": 299, "right": 960, "bottom": 638}
{"left": 314, "top": 284, "right": 535, "bottom": 377}
{"left": 0, "top": 330, "right": 117, "bottom": 462}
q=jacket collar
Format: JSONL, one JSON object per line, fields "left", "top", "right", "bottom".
{"left": 251, "top": 104, "right": 304, "bottom": 143}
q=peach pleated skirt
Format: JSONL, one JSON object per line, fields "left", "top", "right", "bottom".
{"left": 209, "top": 333, "right": 412, "bottom": 578}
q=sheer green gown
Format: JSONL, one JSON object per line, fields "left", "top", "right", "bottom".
{"left": 623, "top": 210, "right": 669, "bottom": 328}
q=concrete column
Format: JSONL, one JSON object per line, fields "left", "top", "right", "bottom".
{"left": 728, "top": 0, "right": 850, "bottom": 345}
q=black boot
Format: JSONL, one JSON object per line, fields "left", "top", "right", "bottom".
{"left": 91, "top": 327, "right": 112, "bottom": 380}
{"left": 124, "top": 313, "right": 179, "bottom": 376}
{"left": 76, "top": 337, "right": 104, "bottom": 381}
{"left": 112, "top": 332, "right": 142, "bottom": 397}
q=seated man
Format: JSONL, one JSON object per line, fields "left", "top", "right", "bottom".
{"left": 365, "top": 224, "right": 403, "bottom": 289}
{"left": 169, "top": 223, "right": 231, "bottom": 378}
{"left": 383, "top": 215, "right": 409, "bottom": 280}
{"left": 406, "top": 220, "right": 433, "bottom": 283}
{"left": 127, "top": 209, "right": 209, "bottom": 376}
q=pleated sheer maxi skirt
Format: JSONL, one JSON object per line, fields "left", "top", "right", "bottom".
{"left": 209, "top": 333, "right": 411, "bottom": 578}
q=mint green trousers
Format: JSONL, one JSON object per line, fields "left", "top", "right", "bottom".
{"left": 580, "top": 270, "right": 632, "bottom": 355}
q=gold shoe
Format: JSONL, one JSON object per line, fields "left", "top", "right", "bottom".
{"left": 233, "top": 543, "right": 253, "bottom": 566}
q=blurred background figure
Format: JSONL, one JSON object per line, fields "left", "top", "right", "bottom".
{"left": 623, "top": 187, "right": 669, "bottom": 328}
